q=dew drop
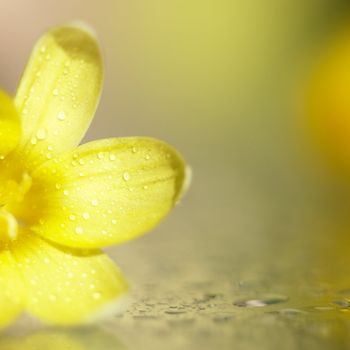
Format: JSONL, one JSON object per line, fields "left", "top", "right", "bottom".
{"left": 75, "top": 226, "right": 84, "bottom": 235}
{"left": 69, "top": 214, "right": 76, "bottom": 221}
{"left": 30, "top": 137, "right": 37, "bottom": 145}
{"left": 63, "top": 190, "right": 70, "bottom": 196}
{"left": 111, "top": 219, "right": 117, "bottom": 225}
{"left": 36, "top": 128, "right": 47, "bottom": 140}
{"left": 91, "top": 199, "right": 99, "bottom": 206}
{"left": 234, "top": 294, "right": 288, "bottom": 308}
{"left": 123, "top": 172, "right": 130, "bottom": 181}
{"left": 109, "top": 154, "right": 116, "bottom": 161}
{"left": 53, "top": 88, "right": 59, "bottom": 96}
{"left": 97, "top": 152, "right": 104, "bottom": 160}
{"left": 82, "top": 212, "right": 90, "bottom": 220}
{"left": 57, "top": 111, "right": 66, "bottom": 121}
{"left": 93, "top": 291, "right": 101, "bottom": 300}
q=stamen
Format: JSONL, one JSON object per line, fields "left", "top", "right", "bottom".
{"left": 0, "top": 210, "right": 18, "bottom": 242}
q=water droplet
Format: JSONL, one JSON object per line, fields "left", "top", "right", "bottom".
{"left": 97, "top": 152, "right": 104, "bottom": 159}
{"left": 36, "top": 128, "right": 47, "bottom": 140}
{"left": 30, "top": 137, "right": 37, "bottom": 145}
{"left": 82, "top": 212, "right": 90, "bottom": 220}
{"left": 145, "top": 154, "right": 150, "bottom": 160}
{"left": 143, "top": 185, "right": 149, "bottom": 190}
{"left": 63, "top": 190, "right": 69, "bottom": 196}
{"left": 109, "top": 154, "right": 116, "bottom": 161}
{"left": 123, "top": 172, "right": 130, "bottom": 181}
{"left": 234, "top": 294, "right": 288, "bottom": 308}
{"left": 111, "top": 219, "right": 117, "bottom": 224}
{"left": 53, "top": 88, "right": 59, "bottom": 96}
{"left": 93, "top": 292, "right": 101, "bottom": 300}
{"left": 75, "top": 226, "right": 83, "bottom": 235}
{"left": 57, "top": 111, "right": 66, "bottom": 121}
{"left": 69, "top": 214, "right": 76, "bottom": 221}
{"left": 91, "top": 199, "right": 99, "bottom": 206}
{"left": 132, "top": 147, "right": 137, "bottom": 153}
{"left": 55, "top": 183, "right": 62, "bottom": 190}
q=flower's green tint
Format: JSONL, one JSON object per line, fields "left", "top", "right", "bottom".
{"left": 0, "top": 23, "right": 188, "bottom": 327}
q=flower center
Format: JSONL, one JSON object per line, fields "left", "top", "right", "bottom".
{"left": 0, "top": 210, "right": 18, "bottom": 246}
{"left": 0, "top": 157, "right": 33, "bottom": 246}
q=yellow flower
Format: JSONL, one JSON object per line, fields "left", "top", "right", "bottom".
{"left": 0, "top": 24, "right": 188, "bottom": 328}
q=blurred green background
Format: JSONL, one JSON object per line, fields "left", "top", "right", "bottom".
{"left": 2, "top": 1, "right": 350, "bottom": 349}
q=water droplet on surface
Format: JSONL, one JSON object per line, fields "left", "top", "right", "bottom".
{"left": 97, "top": 152, "right": 104, "bottom": 159}
{"left": 111, "top": 219, "right": 117, "bottom": 224}
{"left": 63, "top": 190, "right": 69, "bottom": 196}
{"left": 234, "top": 294, "right": 288, "bottom": 308}
{"left": 82, "top": 212, "right": 90, "bottom": 220}
{"left": 69, "top": 214, "right": 76, "bottom": 221}
{"left": 109, "top": 154, "right": 116, "bottom": 161}
{"left": 53, "top": 88, "right": 59, "bottom": 96}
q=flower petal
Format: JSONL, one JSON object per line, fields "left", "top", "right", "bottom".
{"left": 0, "top": 90, "right": 21, "bottom": 157}
{"left": 0, "top": 249, "right": 23, "bottom": 328}
{"left": 26, "top": 137, "right": 188, "bottom": 248}
{"left": 11, "top": 232, "right": 128, "bottom": 325}
{"left": 14, "top": 24, "right": 103, "bottom": 168}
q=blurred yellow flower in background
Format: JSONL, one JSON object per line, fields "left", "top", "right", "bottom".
{"left": 0, "top": 23, "right": 188, "bottom": 328}
{"left": 306, "top": 24, "right": 350, "bottom": 176}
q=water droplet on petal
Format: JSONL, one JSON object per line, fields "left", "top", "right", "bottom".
{"left": 57, "top": 111, "right": 66, "bottom": 121}
{"left": 82, "top": 212, "right": 90, "bottom": 220}
{"left": 93, "top": 292, "right": 101, "bottom": 300}
{"left": 123, "top": 172, "right": 130, "bottom": 181}
{"left": 36, "top": 128, "right": 47, "bottom": 140}
{"left": 30, "top": 137, "right": 37, "bottom": 145}
{"left": 109, "top": 154, "right": 116, "bottom": 161}
{"left": 91, "top": 199, "right": 99, "bottom": 206}
{"left": 75, "top": 226, "right": 84, "bottom": 235}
